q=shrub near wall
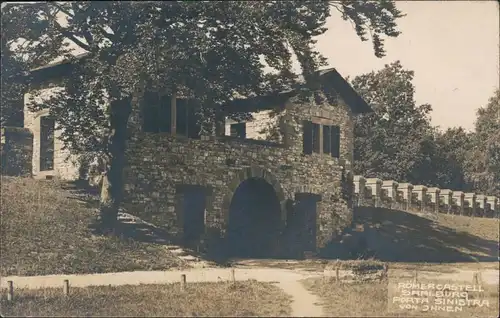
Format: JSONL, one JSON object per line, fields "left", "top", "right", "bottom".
{"left": 0, "top": 127, "right": 33, "bottom": 177}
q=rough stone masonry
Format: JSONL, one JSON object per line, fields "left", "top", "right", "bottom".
{"left": 21, "top": 58, "right": 372, "bottom": 258}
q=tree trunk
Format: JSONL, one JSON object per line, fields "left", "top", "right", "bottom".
{"left": 99, "top": 98, "right": 132, "bottom": 235}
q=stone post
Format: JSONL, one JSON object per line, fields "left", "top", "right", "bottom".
{"left": 426, "top": 187, "right": 441, "bottom": 214}
{"left": 486, "top": 196, "right": 498, "bottom": 218}
{"left": 439, "top": 189, "right": 453, "bottom": 214}
{"left": 464, "top": 193, "right": 476, "bottom": 217}
{"left": 353, "top": 175, "right": 366, "bottom": 207}
{"left": 475, "top": 195, "right": 487, "bottom": 217}
{"left": 412, "top": 185, "right": 428, "bottom": 212}
{"left": 452, "top": 191, "right": 465, "bottom": 215}
{"left": 398, "top": 183, "right": 414, "bottom": 211}
{"left": 382, "top": 180, "right": 398, "bottom": 209}
{"left": 365, "top": 178, "right": 382, "bottom": 208}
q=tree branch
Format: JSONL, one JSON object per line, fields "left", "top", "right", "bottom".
{"left": 53, "top": 20, "right": 93, "bottom": 52}
{"left": 52, "top": 3, "right": 74, "bottom": 18}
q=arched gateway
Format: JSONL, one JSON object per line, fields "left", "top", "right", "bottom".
{"left": 222, "top": 167, "right": 289, "bottom": 257}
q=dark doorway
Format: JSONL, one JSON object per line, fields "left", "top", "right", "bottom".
{"left": 226, "top": 178, "right": 282, "bottom": 258}
{"left": 283, "top": 193, "right": 319, "bottom": 258}
{"left": 40, "top": 116, "right": 55, "bottom": 171}
{"left": 177, "top": 185, "right": 207, "bottom": 248}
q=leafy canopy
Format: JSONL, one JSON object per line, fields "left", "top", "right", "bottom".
{"left": 351, "top": 61, "right": 433, "bottom": 183}
{"left": 3, "top": 1, "right": 404, "bottom": 178}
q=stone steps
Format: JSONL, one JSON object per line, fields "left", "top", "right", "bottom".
{"left": 116, "top": 211, "right": 214, "bottom": 269}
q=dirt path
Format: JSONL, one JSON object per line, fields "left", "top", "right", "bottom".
{"left": 2, "top": 267, "right": 498, "bottom": 317}
{"left": 1, "top": 267, "right": 325, "bottom": 317}
{"left": 276, "top": 280, "right": 324, "bottom": 317}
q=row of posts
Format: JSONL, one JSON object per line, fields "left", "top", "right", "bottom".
{"left": 353, "top": 176, "right": 499, "bottom": 218}
{"left": 4, "top": 270, "right": 238, "bottom": 301}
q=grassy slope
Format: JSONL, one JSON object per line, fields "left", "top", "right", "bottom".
{"left": 351, "top": 207, "right": 499, "bottom": 263}
{"left": 0, "top": 281, "right": 292, "bottom": 317}
{"left": 0, "top": 177, "right": 185, "bottom": 276}
{"left": 302, "top": 277, "right": 499, "bottom": 318}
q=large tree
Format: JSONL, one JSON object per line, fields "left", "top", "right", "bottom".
{"left": 467, "top": 88, "right": 500, "bottom": 196}
{"left": 431, "top": 127, "right": 473, "bottom": 191}
{"left": 5, "top": 1, "right": 404, "bottom": 233}
{"left": 351, "top": 61, "right": 435, "bottom": 183}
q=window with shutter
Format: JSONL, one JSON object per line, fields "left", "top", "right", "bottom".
{"left": 312, "top": 123, "right": 320, "bottom": 153}
{"left": 330, "top": 125, "right": 341, "bottom": 158}
{"left": 302, "top": 120, "right": 313, "bottom": 154}
{"left": 159, "top": 95, "right": 172, "bottom": 133}
{"left": 323, "top": 125, "right": 331, "bottom": 155}
{"left": 40, "top": 116, "right": 55, "bottom": 171}
{"left": 142, "top": 91, "right": 161, "bottom": 132}
{"left": 142, "top": 93, "right": 201, "bottom": 139}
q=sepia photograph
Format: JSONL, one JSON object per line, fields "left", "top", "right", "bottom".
{"left": 1, "top": 1, "right": 499, "bottom": 317}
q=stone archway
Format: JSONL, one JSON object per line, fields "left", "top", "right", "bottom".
{"left": 222, "top": 167, "right": 288, "bottom": 258}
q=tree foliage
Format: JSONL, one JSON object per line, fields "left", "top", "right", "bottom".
{"left": 467, "top": 89, "right": 500, "bottom": 196}
{"left": 352, "top": 61, "right": 498, "bottom": 196}
{"left": 351, "top": 61, "right": 434, "bottom": 183}
{"left": 1, "top": 4, "right": 64, "bottom": 126}
{"left": 4, "top": 1, "right": 404, "bottom": 231}
{"left": 431, "top": 127, "right": 473, "bottom": 191}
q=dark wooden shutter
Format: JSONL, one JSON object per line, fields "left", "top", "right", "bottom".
{"left": 159, "top": 95, "right": 172, "bottom": 133}
{"left": 142, "top": 91, "right": 160, "bottom": 132}
{"left": 312, "top": 123, "right": 320, "bottom": 153}
{"left": 302, "top": 120, "right": 313, "bottom": 154}
{"left": 330, "top": 125, "right": 341, "bottom": 158}
{"left": 323, "top": 125, "right": 331, "bottom": 155}
{"left": 40, "top": 116, "right": 55, "bottom": 171}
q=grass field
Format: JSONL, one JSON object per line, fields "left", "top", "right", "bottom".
{"left": 0, "top": 177, "right": 186, "bottom": 277}
{"left": 351, "top": 207, "right": 499, "bottom": 263}
{"left": 302, "top": 277, "right": 499, "bottom": 317}
{"left": 0, "top": 280, "right": 292, "bottom": 317}
{"left": 436, "top": 213, "right": 499, "bottom": 242}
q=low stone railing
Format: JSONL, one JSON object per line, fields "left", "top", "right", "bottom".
{"left": 353, "top": 176, "right": 499, "bottom": 219}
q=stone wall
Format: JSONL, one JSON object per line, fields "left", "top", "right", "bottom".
{"left": 24, "top": 88, "right": 80, "bottom": 180}
{"left": 353, "top": 176, "right": 500, "bottom": 219}
{"left": 0, "top": 127, "right": 33, "bottom": 177}
{"left": 225, "top": 110, "right": 278, "bottom": 140}
{"left": 123, "top": 94, "right": 356, "bottom": 255}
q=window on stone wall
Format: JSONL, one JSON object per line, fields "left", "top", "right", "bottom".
{"left": 176, "top": 99, "right": 201, "bottom": 139}
{"left": 303, "top": 120, "right": 341, "bottom": 158}
{"left": 302, "top": 120, "right": 313, "bottom": 154}
{"left": 40, "top": 116, "right": 55, "bottom": 171}
{"left": 323, "top": 125, "right": 331, "bottom": 154}
{"left": 325, "top": 125, "right": 340, "bottom": 158}
{"left": 312, "top": 123, "right": 320, "bottom": 153}
{"left": 142, "top": 92, "right": 201, "bottom": 138}
{"left": 230, "top": 123, "right": 246, "bottom": 139}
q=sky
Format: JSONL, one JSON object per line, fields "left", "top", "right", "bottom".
{"left": 4, "top": 1, "right": 499, "bottom": 131}
{"left": 309, "top": 0, "right": 499, "bottom": 131}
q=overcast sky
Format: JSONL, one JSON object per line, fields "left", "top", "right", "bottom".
{"left": 310, "top": 0, "right": 499, "bottom": 131}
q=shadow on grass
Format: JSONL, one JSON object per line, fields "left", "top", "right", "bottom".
{"left": 59, "top": 181, "right": 230, "bottom": 267}
{"left": 322, "top": 207, "right": 499, "bottom": 263}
